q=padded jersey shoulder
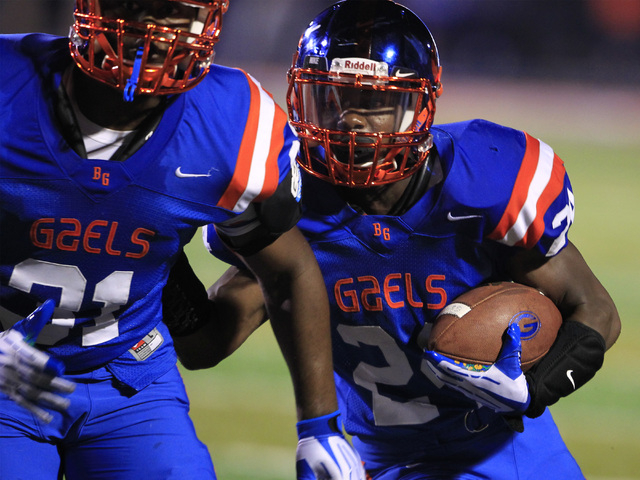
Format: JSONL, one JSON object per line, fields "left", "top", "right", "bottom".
{"left": 431, "top": 119, "right": 573, "bottom": 255}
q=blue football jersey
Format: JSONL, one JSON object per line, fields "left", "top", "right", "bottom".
{"left": 292, "top": 119, "right": 574, "bottom": 451}
{"left": 205, "top": 118, "right": 575, "bottom": 464}
{"left": 0, "top": 34, "right": 300, "bottom": 390}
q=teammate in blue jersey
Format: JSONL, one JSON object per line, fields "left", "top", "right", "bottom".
{"left": 0, "top": 1, "right": 364, "bottom": 479}
{"left": 164, "top": 1, "right": 621, "bottom": 479}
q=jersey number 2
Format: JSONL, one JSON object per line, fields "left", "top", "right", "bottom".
{"left": 337, "top": 324, "right": 441, "bottom": 426}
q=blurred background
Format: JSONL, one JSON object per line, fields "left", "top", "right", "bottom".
{"left": 2, "top": 1, "right": 639, "bottom": 479}
{"left": 2, "top": 0, "right": 640, "bottom": 85}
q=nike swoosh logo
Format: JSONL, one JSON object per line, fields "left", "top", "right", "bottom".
{"left": 175, "top": 167, "right": 211, "bottom": 178}
{"left": 395, "top": 71, "right": 415, "bottom": 78}
{"left": 447, "top": 212, "right": 483, "bottom": 222}
{"left": 566, "top": 370, "right": 576, "bottom": 390}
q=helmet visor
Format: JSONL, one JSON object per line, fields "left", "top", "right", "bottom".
{"left": 298, "top": 83, "right": 421, "bottom": 135}
{"left": 97, "top": 0, "right": 203, "bottom": 26}
{"left": 96, "top": 0, "right": 210, "bottom": 64}
{"left": 287, "top": 65, "right": 436, "bottom": 187}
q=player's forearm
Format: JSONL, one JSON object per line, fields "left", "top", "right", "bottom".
{"left": 561, "top": 298, "right": 620, "bottom": 350}
{"left": 507, "top": 242, "right": 620, "bottom": 416}
{"left": 548, "top": 247, "right": 620, "bottom": 350}
{"left": 242, "top": 228, "right": 339, "bottom": 420}
{"left": 507, "top": 241, "right": 621, "bottom": 349}
{"left": 163, "top": 253, "right": 266, "bottom": 369}
{"left": 266, "top": 269, "right": 338, "bottom": 421}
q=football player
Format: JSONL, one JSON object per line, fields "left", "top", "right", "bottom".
{"left": 165, "top": 1, "right": 621, "bottom": 479}
{"left": 0, "top": 1, "right": 363, "bottom": 479}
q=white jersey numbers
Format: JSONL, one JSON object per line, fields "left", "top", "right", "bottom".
{"left": 337, "top": 325, "right": 440, "bottom": 426}
{"left": 8, "top": 259, "right": 132, "bottom": 346}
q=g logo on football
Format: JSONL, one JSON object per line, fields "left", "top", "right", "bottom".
{"left": 509, "top": 311, "right": 541, "bottom": 341}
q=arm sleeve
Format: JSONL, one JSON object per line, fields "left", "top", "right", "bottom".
{"left": 525, "top": 320, "right": 606, "bottom": 418}
{"left": 213, "top": 169, "right": 302, "bottom": 256}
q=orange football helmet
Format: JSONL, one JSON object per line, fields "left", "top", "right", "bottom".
{"left": 69, "top": 0, "right": 229, "bottom": 99}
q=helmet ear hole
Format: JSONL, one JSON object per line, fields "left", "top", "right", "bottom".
{"left": 435, "top": 82, "right": 443, "bottom": 98}
{"left": 287, "top": 0, "right": 441, "bottom": 187}
{"left": 434, "top": 65, "right": 443, "bottom": 98}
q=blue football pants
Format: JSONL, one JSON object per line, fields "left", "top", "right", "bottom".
{"left": 360, "top": 410, "right": 584, "bottom": 480}
{"left": 0, "top": 365, "right": 215, "bottom": 479}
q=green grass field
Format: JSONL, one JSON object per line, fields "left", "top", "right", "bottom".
{"left": 181, "top": 78, "right": 640, "bottom": 480}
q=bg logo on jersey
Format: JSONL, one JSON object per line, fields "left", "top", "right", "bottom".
{"left": 30, "top": 217, "right": 156, "bottom": 259}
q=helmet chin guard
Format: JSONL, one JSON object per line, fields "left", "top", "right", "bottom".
{"left": 287, "top": 0, "right": 442, "bottom": 188}
{"left": 69, "top": 0, "right": 229, "bottom": 97}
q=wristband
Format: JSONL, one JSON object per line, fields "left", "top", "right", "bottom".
{"left": 525, "top": 321, "right": 605, "bottom": 418}
{"left": 297, "top": 410, "right": 342, "bottom": 439}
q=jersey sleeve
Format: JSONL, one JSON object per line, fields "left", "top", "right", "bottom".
{"left": 486, "top": 131, "right": 574, "bottom": 257}
{"left": 215, "top": 71, "right": 301, "bottom": 214}
{"left": 214, "top": 169, "right": 302, "bottom": 256}
{"left": 203, "top": 223, "right": 246, "bottom": 266}
{"left": 213, "top": 72, "right": 303, "bottom": 255}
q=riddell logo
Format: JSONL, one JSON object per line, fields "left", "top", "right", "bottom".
{"left": 343, "top": 59, "right": 377, "bottom": 73}
{"left": 331, "top": 57, "right": 389, "bottom": 77}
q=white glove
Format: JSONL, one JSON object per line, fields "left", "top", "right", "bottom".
{"left": 296, "top": 410, "right": 366, "bottom": 480}
{"left": 423, "top": 323, "right": 531, "bottom": 414}
{"left": 0, "top": 300, "right": 76, "bottom": 423}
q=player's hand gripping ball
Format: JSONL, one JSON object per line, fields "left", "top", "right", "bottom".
{"left": 427, "top": 282, "right": 562, "bottom": 372}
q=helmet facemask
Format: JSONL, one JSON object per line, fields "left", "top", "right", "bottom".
{"left": 288, "top": 55, "right": 440, "bottom": 188}
{"left": 70, "top": 0, "right": 228, "bottom": 99}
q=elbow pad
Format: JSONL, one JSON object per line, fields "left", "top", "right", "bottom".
{"left": 162, "top": 250, "right": 215, "bottom": 337}
{"left": 525, "top": 320, "right": 606, "bottom": 418}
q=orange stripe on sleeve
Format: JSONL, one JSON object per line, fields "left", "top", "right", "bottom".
{"left": 218, "top": 73, "right": 261, "bottom": 211}
{"left": 254, "top": 104, "right": 288, "bottom": 202}
{"left": 488, "top": 133, "right": 540, "bottom": 241}
{"left": 517, "top": 152, "right": 566, "bottom": 248}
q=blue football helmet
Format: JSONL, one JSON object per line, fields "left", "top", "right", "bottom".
{"left": 70, "top": 0, "right": 229, "bottom": 97}
{"left": 287, "top": 0, "right": 442, "bottom": 187}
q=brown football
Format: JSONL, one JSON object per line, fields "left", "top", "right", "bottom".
{"left": 426, "top": 282, "right": 562, "bottom": 371}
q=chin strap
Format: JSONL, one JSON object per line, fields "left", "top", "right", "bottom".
{"left": 123, "top": 46, "right": 145, "bottom": 102}
{"left": 387, "top": 149, "right": 440, "bottom": 216}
